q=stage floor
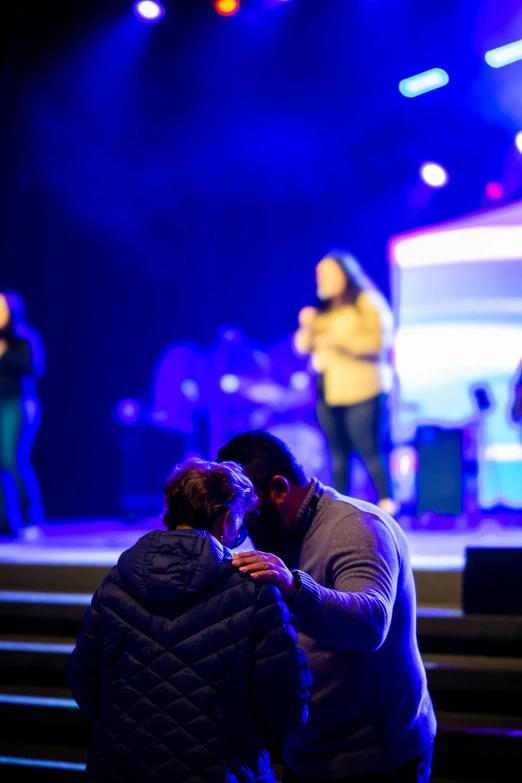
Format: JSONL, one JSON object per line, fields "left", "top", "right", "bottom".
{"left": 0, "top": 514, "right": 521, "bottom": 570}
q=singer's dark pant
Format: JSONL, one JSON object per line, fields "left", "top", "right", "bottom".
{"left": 317, "top": 392, "right": 391, "bottom": 500}
{"left": 0, "top": 396, "right": 42, "bottom": 535}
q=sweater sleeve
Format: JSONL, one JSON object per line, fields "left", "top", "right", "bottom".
{"left": 290, "top": 511, "right": 400, "bottom": 651}
{"left": 252, "top": 582, "right": 311, "bottom": 740}
{"left": 66, "top": 591, "right": 103, "bottom": 720}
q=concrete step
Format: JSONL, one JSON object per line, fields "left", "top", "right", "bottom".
{"left": 433, "top": 712, "right": 522, "bottom": 781}
{"left": 0, "top": 591, "right": 90, "bottom": 638}
{"left": 3, "top": 632, "right": 522, "bottom": 714}
{"left": 0, "top": 635, "right": 74, "bottom": 688}
{"left": 0, "top": 564, "right": 109, "bottom": 593}
{"left": 417, "top": 608, "right": 522, "bottom": 657}
{"left": 0, "top": 691, "right": 92, "bottom": 748}
{"left": 0, "top": 746, "right": 85, "bottom": 782}
{"left": 0, "top": 560, "right": 462, "bottom": 607}
{"left": 3, "top": 590, "right": 522, "bottom": 658}
{"left": 0, "top": 687, "right": 519, "bottom": 782}
{"left": 425, "top": 654, "right": 522, "bottom": 715}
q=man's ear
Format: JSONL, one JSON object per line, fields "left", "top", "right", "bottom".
{"left": 268, "top": 475, "right": 290, "bottom": 507}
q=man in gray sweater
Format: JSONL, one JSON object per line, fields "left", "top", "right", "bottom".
{"left": 218, "top": 431, "right": 436, "bottom": 782}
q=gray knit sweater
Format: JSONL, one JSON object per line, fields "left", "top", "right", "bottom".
{"left": 284, "top": 482, "right": 436, "bottom": 778}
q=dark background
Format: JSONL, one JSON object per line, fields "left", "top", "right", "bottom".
{"left": 1, "top": 0, "right": 521, "bottom": 517}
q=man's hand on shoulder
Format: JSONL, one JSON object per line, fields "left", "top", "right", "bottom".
{"left": 231, "top": 550, "right": 299, "bottom": 601}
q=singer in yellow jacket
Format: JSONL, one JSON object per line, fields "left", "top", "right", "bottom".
{"left": 294, "top": 250, "right": 396, "bottom": 515}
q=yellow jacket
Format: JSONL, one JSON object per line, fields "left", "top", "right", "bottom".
{"left": 294, "top": 291, "right": 394, "bottom": 406}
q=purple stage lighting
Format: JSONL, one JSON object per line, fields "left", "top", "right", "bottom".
{"left": 134, "top": 1, "right": 165, "bottom": 23}
{"left": 515, "top": 132, "right": 522, "bottom": 154}
{"left": 220, "top": 374, "right": 240, "bottom": 393}
{"left": 419, "top": 162, "right": 449, "bottom": 189}
{"left": 180, "top": 379, "right": 200, "bottom": 402}
{"left": 116, "top": 399, "right": 141, "bottom": 425}
{"left": 485, "top": 181, "right": 504, "bottom": 201}
{"left": 290, "top": 371, "right": 310, "bottom": 390}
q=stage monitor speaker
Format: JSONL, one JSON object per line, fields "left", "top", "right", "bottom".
{"left": 415, "top": 426, "right": 463, "bottom": 515}
{"left": 463, "top": 547, "right": 522, "bottom": 615}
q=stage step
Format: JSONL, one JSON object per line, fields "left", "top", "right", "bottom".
{"left": 0, "top": 685, "right": 520, "bottom": 782}
{"left": 3, "top": 590, "right": 522, "bottom": 658}
{"left": 0, "top": 591, "right": 90, "bottom": 638}
{"left": 0, "top": 691, "right": 92, "bottom": 749}
{"left": 433, "top": 712, "right": 522, "bottom": 782}
{"left": 0, "top": 758, "right": 85, "bottom": 782}
{"left": 0, "top": 636, "right": 74, "bottom": 688}
{"left": 426, "top": 654, "right": 522, "bottom": 716}
{"left": 0, "top": 564, "right": 110, "bottom": 593}
{"left": 2, "top": 633, "right": 522, "bottom": 715}
{"left": 417, "top": 609, "right": 522, "bottom": 657}
{"left": 0, "top": 560, "right": 464, "bottom": 608}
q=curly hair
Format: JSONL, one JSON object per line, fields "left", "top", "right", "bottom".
{"left": 163, "top": 458, "right": 257, "bottom": 532}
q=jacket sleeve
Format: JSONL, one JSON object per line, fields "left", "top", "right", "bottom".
{"left": 252, "top": 583, "right": 311, "bottom": 740}
{"left": 66, "top": 591, "right": 103, "bottom": 720}
{"left": 289, "top": 511, "right": 400, "bottom": 651}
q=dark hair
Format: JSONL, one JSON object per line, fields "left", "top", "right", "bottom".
{"left": 217, "top": 431, "right": 307, "bottom": 491}
{"left": 163, "top": 458, "right": 257, "bottom": 531}
{"left": 317, "top": 249, "right": 375, "bottom": 310}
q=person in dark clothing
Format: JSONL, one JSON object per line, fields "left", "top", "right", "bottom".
{"left": 510, "top": 360, "right": 522, "bottom": 426}
{"left": 0, "top": 292, "right": 45, "bottom": 537}
{"left": 67, "top": 459, "right": 311, "bottom": 782}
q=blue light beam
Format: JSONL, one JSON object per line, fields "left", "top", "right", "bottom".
{"left": 485, "top": 40, "right": 522, "bottom": 69}
{"left": 399, "top": 68, "right": 449, "bottom": 98}
{"left": 0, "top": 757, "right": 86, "bottom": 771}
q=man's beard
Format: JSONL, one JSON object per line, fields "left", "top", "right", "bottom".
{"left": 245, "top": 505, "right": 293, "bottom": 559}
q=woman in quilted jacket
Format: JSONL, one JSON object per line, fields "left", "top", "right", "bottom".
{"left": 67, "top": 459, "right": 311, "bottom": 782}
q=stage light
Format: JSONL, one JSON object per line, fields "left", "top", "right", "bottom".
{"left": 0, "top": 757, "right": 85, "bottom": 772}
{"left": 134, "top": 1, "right": 165, "bottom": 23}
{"left": 485, "top": 39, "right": 522, "bottom": 68}
{"left": 180, "top": 379, "right": 200, "bottom": 402}
{"left": 215, "top": 0, "right": 240, "bottom": 16}
{"left": 220, "top": 374, "right": 240, "bottom": 393}
{"left": 391, "top": 226, "right": 522, "bottom": 267}
{"left": 116, "top": 398, "right": 140, "bottom": 424}
{"left": 515, "top": 132, "right": 522, "bottom": 154}
{"left": 0, "top": 694, "right": 78, "bottom": 709}
{"left": 399, "top": 68, "right": 449, "bottom": 98}
{"left": 419, "top": 162, "right": 449, "bottom": 188}
{"left": 485, "top": 181, "right": 504, "bottom": 201}
{"left": 290, "top": 371, "right": 310, "bottom": 390}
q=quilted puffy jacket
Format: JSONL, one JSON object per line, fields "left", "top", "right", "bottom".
{"left": 67, "top": 529, "right": 311, "bottom": 782}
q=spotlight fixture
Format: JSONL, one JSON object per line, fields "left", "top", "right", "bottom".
{"left": 419, "top": 162, "right": 449, "bottom": 188}
{"left": 134, "top": 1, "right": 165, "bottom": 23}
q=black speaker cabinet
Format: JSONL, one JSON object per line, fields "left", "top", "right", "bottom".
{"left": 463, "top": 547, "right": 522, "bottom": 615}
{"left": 415, "top": 426, "right": 463, "bottom": 515}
